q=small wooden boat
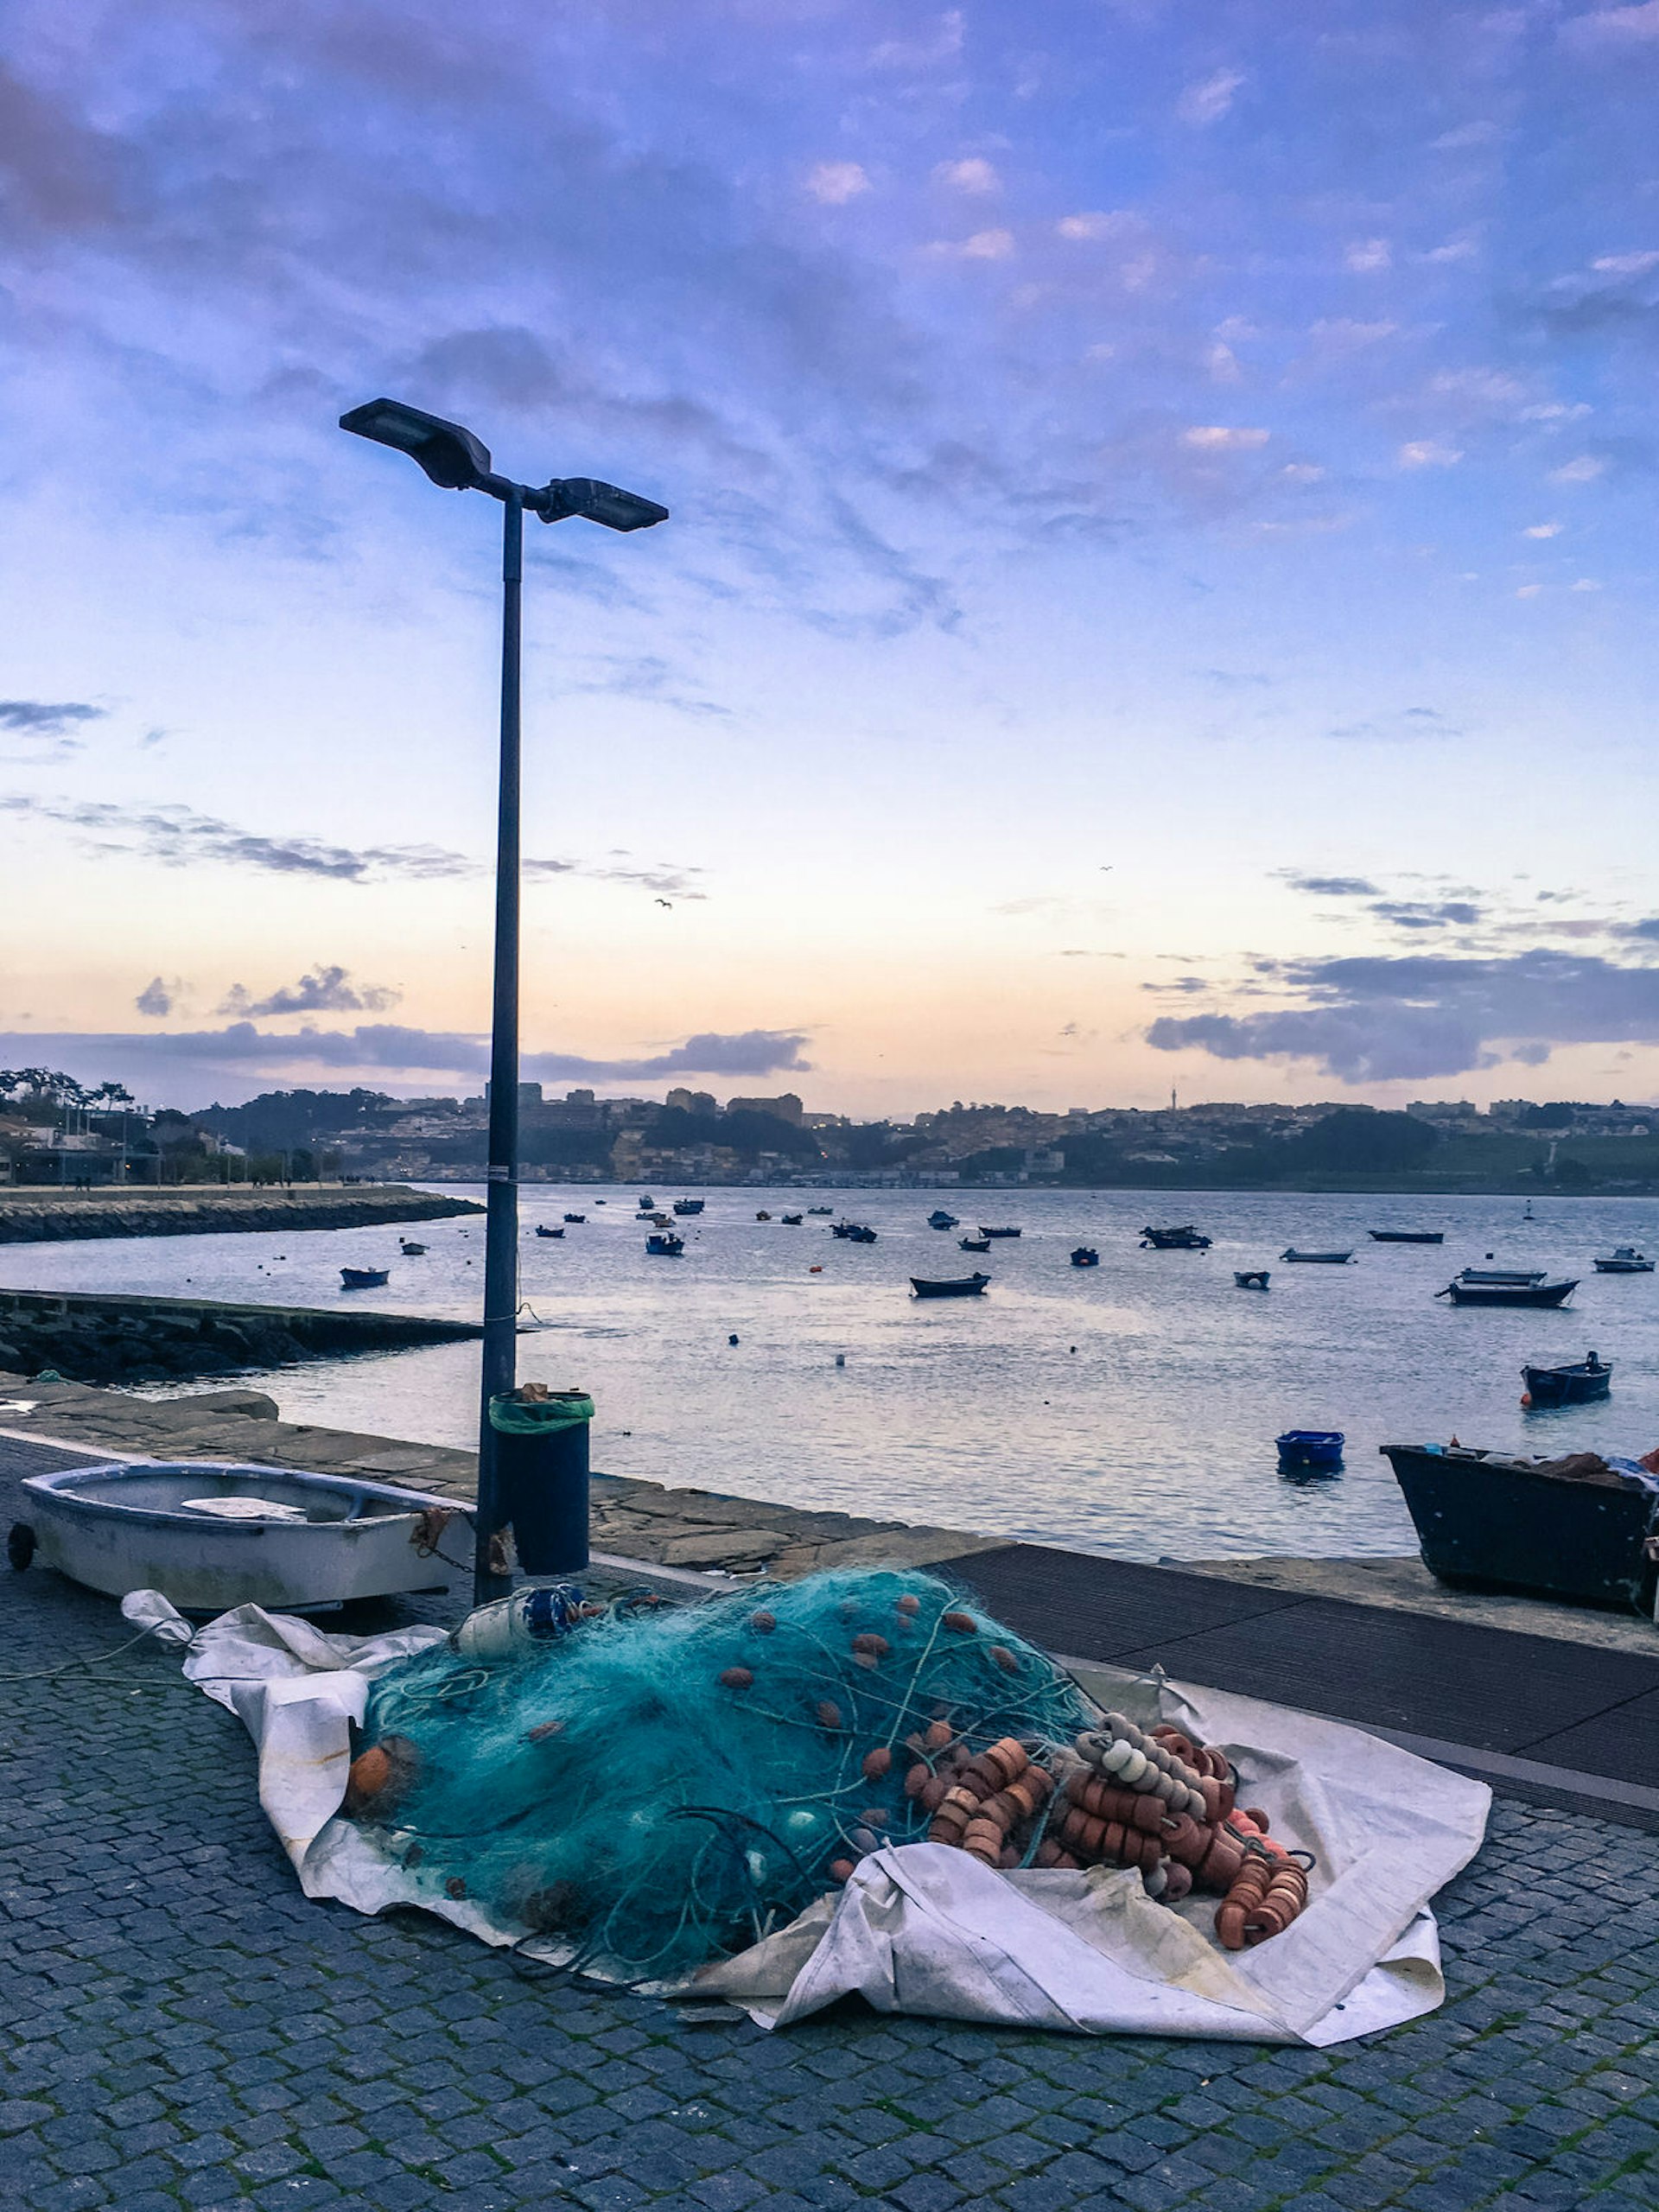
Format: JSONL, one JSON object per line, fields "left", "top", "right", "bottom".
{"left": 1281, "top": 1249, "right": 1352, "bottom": 1265}
{"left": 563, "top": 1212, "right": 586, "bottom": 1223}
{"left": 1522, "top": 1356, "right": 1611, "bottom": 1408}
{"left": 1594, "top": 1247, "right": 1655, "bottom": 1274}
{"left": 13, "top": 1460, "right": 468, "bottom": 1611}
{"left": 1368, "top": 1229, "right": 1444, "bottom": 1244}
{"left": 1438, "top": 1276, "right": 1578, "bottom": 1308}
{"left": 533, "top": 1224, "right": 564, "bottom": 1238}
{"left": 979, "top": 1225, "right": 1021, "bottom": 1239}
{"left": 1459, "top": 1266, "right": 1545, "bottom": 1285}
{"left": 959, "top": 1236, "right": 992, "bottom": 1253}
{"left": 910, "top": 1273, "right": 990, "bottom": 1299}
{"left": 755, "top": 1210, "right": 772, "bottom": 1221}
{"left": 398, "top": 1240, "right": 427, "bottom": 1255}
{"left": 1276, "top": 1429, "right": 1344, "bottom": 1472}
{"left": 645, "top": 1232, "right": 684, "bottom": 1256}
{"left": 638, "top": 1196, "right": 656, "bottom": 1210}
{"left": 1071, "top": 1247, "right": 1099, "bottom": 1268}
{"left": 340, "top": 1266, "right": 389, "bottom": 1289}
{"left": 928, "top": 1210, "right": 960, "bottom": 1230}
{"left": 780, "top": 1213, "right": 804, "bottom": 1225}
{"left": 1382, "top": 1442, "right": 1659, "bottom": 1611}
{"left": 1141, "top": 1225, "right": 1211, "bottom": 1249}
{"left": 808, "top": 1205, "right": 833, "bottom": 1215}
{"left": 645, "top": 1211, "right": 673, "bottom": 1228}
{"left": 1235, "top": 1268, "right": 1270, "bottom": 1289}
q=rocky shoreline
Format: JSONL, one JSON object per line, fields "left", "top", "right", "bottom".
{"left": 0, "top": 1288, "right": 480, "bottom": 1385}
{"left": 0, "top": 1184, "right": 483, "bottom": 1245}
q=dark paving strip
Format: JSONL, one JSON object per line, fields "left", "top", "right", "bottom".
{"left": 931, "top": 1541, "right": 1309, "bottom": 1652}
{"left": 938, "top": 1540, "right": 1659, "bottom": 1795}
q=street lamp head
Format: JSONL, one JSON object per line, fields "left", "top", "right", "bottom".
{"left": 538, "top": 476, "right": 670, "bottom": 531}
{"left": 339, "top": 398, "right": 493, "bottom": 492}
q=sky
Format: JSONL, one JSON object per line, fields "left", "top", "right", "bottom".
{"left": 4, "top": 0, "right": 1659, "bottom": 1115}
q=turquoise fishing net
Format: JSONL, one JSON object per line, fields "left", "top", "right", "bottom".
{"left": 357, "top": 1566, "right": 1090, "bottom": 1980}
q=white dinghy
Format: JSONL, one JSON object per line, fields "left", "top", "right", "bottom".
{"left": 12, "top": 1460, "right": 471, "bottom": 1613}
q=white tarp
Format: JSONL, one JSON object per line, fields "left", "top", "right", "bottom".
{"left": 146, "top": 1593, "right": 1491, "bottom": 2045}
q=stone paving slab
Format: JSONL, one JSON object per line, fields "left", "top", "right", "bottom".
{"left": 3, "top": 1434, "right": 1659, "bottom": 2211}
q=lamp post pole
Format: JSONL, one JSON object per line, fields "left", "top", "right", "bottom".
{"left": 475, "top": 490, "right": 524, "bottom": 1606}
{"left": 338, "top": 399, "right": 667, "bottom": 1611}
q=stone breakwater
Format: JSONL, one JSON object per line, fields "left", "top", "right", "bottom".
{"left": 0, "top": 1184, "right": 484, "bottom": 1245}
{"left": 0, "top": 1288, "right": 480, "bottom": 1385}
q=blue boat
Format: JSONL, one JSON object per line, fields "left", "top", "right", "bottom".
{"left": 1275, "top": 1428, "right": 1344, "bottom": 1472}
{"left": 1071, "top": 1247, "right": 1099, "bottom": 1268}
{"left": 340, "top": 1266, "right": 389, "bottom": 1289}
{"left": 928, "top": 1210, "right": 960, "bottom": 1230}
{"left": 534, "top": 1224, "right": 564, "bottom": 1238}
{"left": 645, "top": 1232, "right": 684, "bottom": 1257}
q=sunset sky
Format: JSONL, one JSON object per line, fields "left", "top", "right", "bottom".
{"left": 5, "top": 1, "right": 1659, "bottom": 1114}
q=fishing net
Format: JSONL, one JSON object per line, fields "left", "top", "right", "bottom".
{"left": 351, "top": 1566, "right": 1091, "bottom": 1981}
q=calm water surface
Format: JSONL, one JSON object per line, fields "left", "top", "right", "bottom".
{"left": 10, "top": 1184, "right": 1659, "bottom": 1561}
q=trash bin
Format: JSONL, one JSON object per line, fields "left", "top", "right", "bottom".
{"left": 488, "top": 1388, "right": 594, "bottom": 1576}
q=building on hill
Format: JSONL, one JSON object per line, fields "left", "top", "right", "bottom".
{"left": 726, "top": 1092, "right": 803, "bottom": 1124}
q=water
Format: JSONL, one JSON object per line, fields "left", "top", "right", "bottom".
{"left": 8, "top": 1185, "right": 1658, "bottom": 1562}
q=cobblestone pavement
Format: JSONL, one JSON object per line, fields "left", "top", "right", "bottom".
{"left": 3, "top": 1443, "right": 1659, "bottom": 2211}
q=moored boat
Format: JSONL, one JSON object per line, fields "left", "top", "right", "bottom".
{"left": 533, "top": 1224, "right": 564, "bottom": 1238}
{"left": 1522, "top": 1354, "right": 1611, "bottom": 1408}
{"left": 959, "top": 1236, "right": 992, "bottom": 1253}
{"left": 1368, "top": 1229, "right": 1445, "bottom": 1244}
{"left": 645, "top": 1232, "right": 684, "bottom": 1256}
{"left": 1140, "top": 1225, "right": 1211, "bottom": 1249}
{"left": 1594, "top": 1247, "right": 1655, "bottom": 1274}
{"left": 1438, "top": 1276, "right": 1578, "bottom": 1308}
{"left": 563, "top": 1212, "right": 586, "bottom": 1223}
{"left": 807, "top": 1205, "right": 833, "bottom": 1215}
{"left": 1280, "top": 1249, "right": 1353, "bottom": 1264}
{"left": 781, "top": 1213, "right": 804, "bottom": 1225}
{"left": 11, "top": 1460, "right": 468, "bottom": 1611}
{"left": 979, "top": 1225, "right": 1021, "bottom": 1239}
{"left": 928, "top": 1210, "right": 960, "bottom": 1230}
{"left": 1458, "top": 1266, "right": 1546, "bottom": 1285}
{"left": 1275, "top": 1429, "right": 1344, "bottom": 1472}
{"left": 1235, "top": 1268, "right": 1270, "bottom": 1289}
{"left": 398, "top": 1240, "right": 427, "bottom": 1255}
{"left": 832, "top": 1222, "right": 877, "bottom": 1243}
{"left": 910, "top": 1273, "right": 990, "bottom": 1299}
{"left": 755, "top": 1211, "right": 772, "bottom": 1221}
{"left": 340, "top": 1266, "right": 389, "bottom": 1289}
{"left": 673, "top": 1198, "right": 704, "bottom": 1216}
{"left": 1071, "top": 1247, "right": 1099, "bottom": 1268}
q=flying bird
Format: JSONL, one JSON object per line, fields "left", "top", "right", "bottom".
{"left": 655, "top": 897, "right": 673, "bottom": 908}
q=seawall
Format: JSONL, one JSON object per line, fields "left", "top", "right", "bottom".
{"left": 0, "top": 1184, "right": 484, "bottom": 1245}
{"left": 0, "top": 1287, "right": 480, "bottom": 1384}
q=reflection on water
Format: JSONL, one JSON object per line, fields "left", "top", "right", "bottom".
{"left": 12, "top": 1183, "right": 1659, "bottom": 1562}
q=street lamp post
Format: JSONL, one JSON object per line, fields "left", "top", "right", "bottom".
{"left": 340, "top": 398, "right": 668, "bottom": 1606}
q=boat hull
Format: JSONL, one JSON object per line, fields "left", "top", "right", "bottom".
{"left": 1280, "top": 1250, "right": 1353, "bottom": 1264}
{"left": 910, "top": 1274, "right": 989, "bottom": 1298}
{"left": 1440, "top": 1280, "right": 1577, "bottom": 1307}
{"left": 1522, "top": 1363, "right": 1611, "bottom": 1407}
{"left": 1382, "top": 1444, "right": 1658, "bottom": 1611}
{"left": 18, "top": 1461, "right": 468, "bottom": 1612}
{"left": 1594, "top": 1260, "right": 1654, "bottom": 1274}
{"left": 1369, "top": 1230, "right": 1444, "bottom": 1243}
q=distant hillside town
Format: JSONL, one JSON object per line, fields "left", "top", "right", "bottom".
{"left": 4, "top": 1066, "right": 1659, "bottom": 1193}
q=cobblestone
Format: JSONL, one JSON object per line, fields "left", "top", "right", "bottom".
{"left": 5, "top": 1437, "right": 1659, "bottom": 2209}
